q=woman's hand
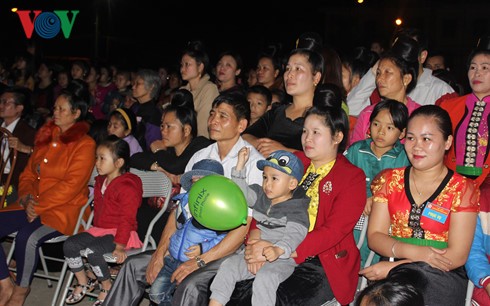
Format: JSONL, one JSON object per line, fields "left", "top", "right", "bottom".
{"left": 112, "top": 246, "right": 128, "bottom": 264}
{"left": 244, "top": 239, "right": 270, "bottom": 263}
{"left": 420, "top": 247, "right": 452, "bottom": 271}
{"left": 256, "top": 138, "right": 288, "bottom": 157}
{"left": 359, "top": 261, "right": 400, "bottom": 281}
{"left": 171, "top": 259, "right": 199, "bottom": 285}
{"left": 146, "top": 251, "right": 165, "bottom": 285}
{"left": 159, "top": 169, "right": 180, "bottom": 186}
{"left": 150, "top": 140, "right": 166, "bottom": 154}
{"left": 363, "top": 197, "right": 373, "bottom": 216}
{"left": 25, "top": 198, "right": 38, "bottom": 222}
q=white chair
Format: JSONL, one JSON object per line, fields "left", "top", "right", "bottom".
{"left": 55, "top": 168, "right": 172, "bottom": 306}
{"left": 356, "top": 216, "right": 369, "bottom": 250}
{"left": 465, "top": 280, "right": 475, "bottom": 306}
{"left": 346, "top": 216, "right": 370, "bottom": 306}
{"left": 357, "top": 250, "right": 376, "bottom": 293}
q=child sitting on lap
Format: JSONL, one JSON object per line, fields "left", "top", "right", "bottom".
{"left": 148, "top": 159, "right": 227, "bottom": 305}
{"left": 209, "top": 148, "right": 310, "bottom": 306}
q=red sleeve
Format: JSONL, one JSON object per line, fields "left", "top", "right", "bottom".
{"left": 435, "top": 92, "right": 459, "bottom": 106}
{"left": 369, "top": 88, "right": 382, "bottom": 105}
{"left": 245, "top": 218, "right": 258, "bottom": 245}
{"left": 113, "top": 175, "right": 143, "bottom": 245}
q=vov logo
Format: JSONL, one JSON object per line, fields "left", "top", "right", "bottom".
{"left": 13, "top": 9, "right": 79, "bottom": 39}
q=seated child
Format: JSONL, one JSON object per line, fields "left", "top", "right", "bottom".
{"left": 103, "top": 70, "right": 131, "bottom": 115}
{"left": 63, "top": 135, "right": 143, "bottom": 305}
{"left": 247, "top": 85, "right": 272, "bottom": 126}
{"left": 107, "top": 107, "right": 143, "bottom": 156}
{"left": 209, "top": 148, "right": 310, "bottom": 306}
{"left": 344, "top": 99, "right": 409, "bottom": 267}
{"left": 148, "top": 159, "right": 227, "bottom": 305}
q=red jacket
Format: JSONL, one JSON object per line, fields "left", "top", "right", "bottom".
{"left": 93, "top": 172, "right": 143, "bottom": 245}
{"left": 294, "top": 152, "right": 366, "bottom": 305}
{"left": 440, "top": 94, "right": 490, "bottom": 188}
{"left": 19, "top": 120, "right": 96, "bottom": 235}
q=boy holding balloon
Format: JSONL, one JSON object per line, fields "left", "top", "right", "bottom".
{"left": 209, "top": 148, "right": 310, "bottom": 306}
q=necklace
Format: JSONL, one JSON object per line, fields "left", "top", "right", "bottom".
{"left": 411, "top": 167, "right": 445, "bottom": 197}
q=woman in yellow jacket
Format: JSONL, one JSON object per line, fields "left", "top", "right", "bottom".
{"left": 0, "top": 79, "right": 96, "bottom": 305}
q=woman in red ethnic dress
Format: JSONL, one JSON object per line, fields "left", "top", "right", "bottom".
{"left": 360, "top": 105, "right": 479, "bottom": 305}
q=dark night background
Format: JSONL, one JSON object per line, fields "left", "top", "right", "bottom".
{"left": 1, "top": 0, "right": 490, "bottom": 83}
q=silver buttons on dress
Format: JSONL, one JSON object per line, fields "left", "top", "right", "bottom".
{"left": 464, "top": 100, "right": 486, "bottom": 167}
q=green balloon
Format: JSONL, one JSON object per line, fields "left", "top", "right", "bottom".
{"left": 188, "top": 175, "right": 248, "bottom": 231}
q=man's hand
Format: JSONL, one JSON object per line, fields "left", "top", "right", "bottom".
{"left": 8, "top": 136, "right": 30, "bottom": 154}
{"left": 146, "top": 252, "right": 164, "bottom": 285}
{"left": 171, "top": 259, "right": 199, "bottom": 285}
{"left": 244, "top": 239, "right": 270, "bottom": 263}
{"left": 247, "top": 262, "right": 265, "bottom": 275}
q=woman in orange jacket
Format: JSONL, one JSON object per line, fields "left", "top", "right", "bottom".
{"left": 0, "top": 79, "right": 96, "bottom": 305}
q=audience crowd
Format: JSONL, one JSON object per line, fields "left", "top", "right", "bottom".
{"left": 0, "top": 28, "right": 489, "bottom": 306}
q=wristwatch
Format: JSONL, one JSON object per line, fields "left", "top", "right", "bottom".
{"left": 196, "top": 256, "right": 206, "bottom": 268}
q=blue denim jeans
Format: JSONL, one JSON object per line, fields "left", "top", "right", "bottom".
{"left": 149, "top": 255, "right": 182, "bottom": 305}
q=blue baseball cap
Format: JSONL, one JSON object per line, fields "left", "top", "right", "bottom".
{"left": 257, "top": 150, "right": 304, "bottom": 182}
{"left": 180, "top": 159, "right": 224, "bottom": 191}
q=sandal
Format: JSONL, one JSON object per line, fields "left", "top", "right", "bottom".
{"left": 92, "top": 288, "right": 108, "bottom": 306}
{"left": 65, "top": 278, "right": 97, "bottom": 305}
{"left": 109, "top": 265, "right": 122, "bottom": 278}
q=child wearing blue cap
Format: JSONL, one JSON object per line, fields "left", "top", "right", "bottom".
{"left": 148, "top": 159, "right": 227, "bottom": 305}
{"left": 209, "top": 148, "right": 310, "bottom": 306}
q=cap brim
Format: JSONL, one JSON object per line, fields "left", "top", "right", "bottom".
{"left": 180, "top": 170, "right": 221, "bottom": 191}
{"left": 257, "top": 159, "right": 291, "bottom": 175}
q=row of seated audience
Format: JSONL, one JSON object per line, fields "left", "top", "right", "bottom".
{"left": 0, "top": 27, "right": 489, "bottom": 306}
